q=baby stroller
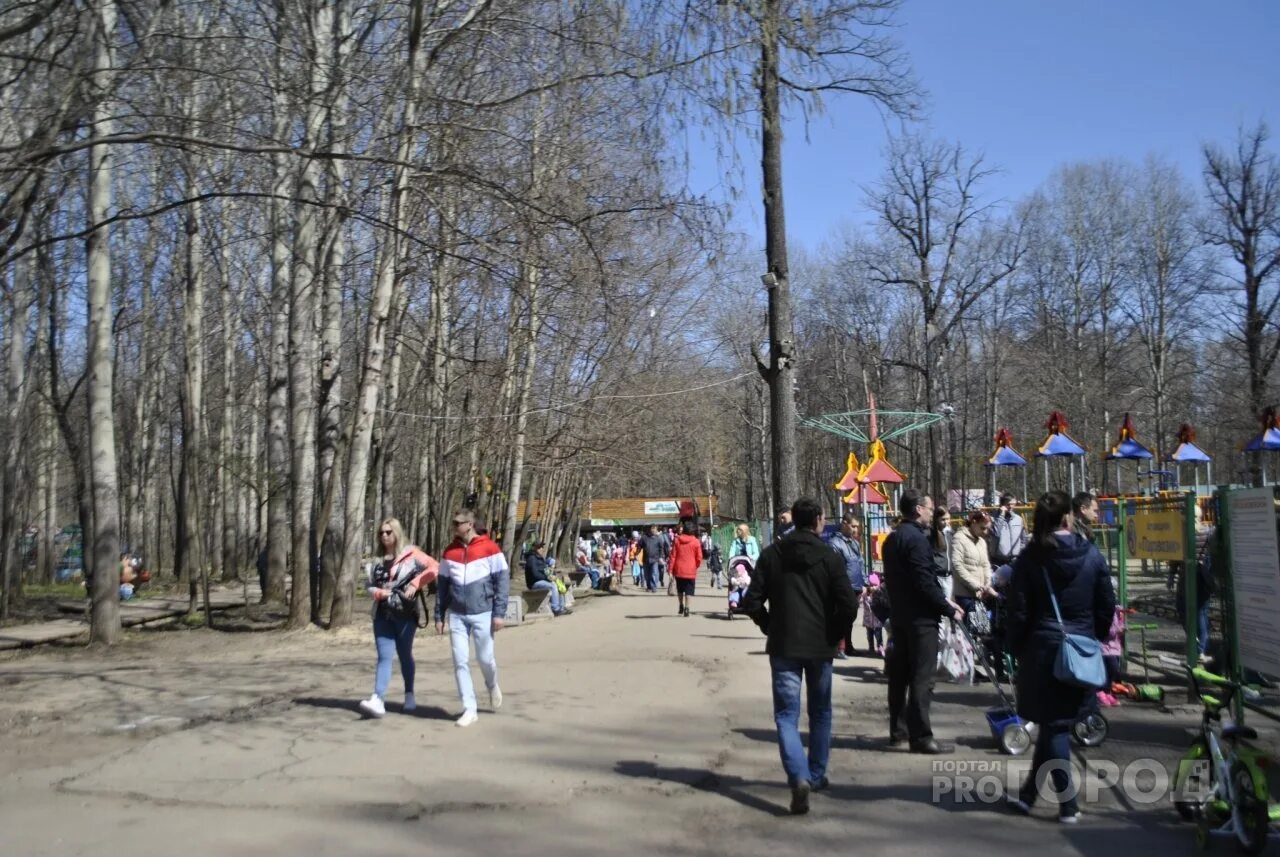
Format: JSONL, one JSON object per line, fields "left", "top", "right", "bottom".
{"left": 965, "top": 603, "right": 1109, "bottom": 753}
{"left": 725, "top": 555, "right": 753, "bottom": 620}
{"left": 956, "top": 617, "right": 1036, "bottom": 755}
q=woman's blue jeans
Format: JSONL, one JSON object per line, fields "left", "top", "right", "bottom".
{"left": 1019, "top": 723, "right": 1077, "bottom": 816}
{"left": 1198, "top": 603, "right": 1210, "bottom": 655}
{"left": 373, "top": 610, "right": 417, "bottom": 697}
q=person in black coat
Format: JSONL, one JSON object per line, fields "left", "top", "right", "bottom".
{"left": 741, "top": 498, "right": 857, "bottom": 815}
{"left": 883, "top": 490, "right": 964, "bottom": 754}
{"left": 1005, "top": 490, "right": 1116, "bottom": 823}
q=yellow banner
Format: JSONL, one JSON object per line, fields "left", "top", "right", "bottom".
{"left": 1126, "top": 509, "right": 1185, "bottom": 561}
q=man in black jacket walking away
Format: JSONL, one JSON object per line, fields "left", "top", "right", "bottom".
{"left": 884, "top": 490, "right": 964, "bottom": 754}
{"left": 741, "top": 498, "right": 857, "bottom": 816}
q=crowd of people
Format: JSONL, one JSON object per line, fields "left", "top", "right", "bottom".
{"left": 739, "top": 490, "right": 1121, "bottom": 821}
{"left": 351, "top": 490, "right": 1131, "bottom": 823}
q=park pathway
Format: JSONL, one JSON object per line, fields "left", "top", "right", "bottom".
{"left": 0, "top": 583, "right": 1223, "bottom": 856}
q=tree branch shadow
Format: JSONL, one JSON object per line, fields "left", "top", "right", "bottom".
{"left": 613, "top": 759, "right": 791, "bottom": 817}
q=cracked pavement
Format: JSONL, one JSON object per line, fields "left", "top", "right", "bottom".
{"left": 0, "top": 587, "right": 1243, "bottom": 856}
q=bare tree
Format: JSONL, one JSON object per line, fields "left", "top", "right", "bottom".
{"left": 1122, "top": 158, "right": 1211, "bottom": 463}
{"left": 866, "top": 136, "right": 1022, "bottom": 497}
{"left": 1202, "top": 123, "right": 1280, "bottom": 422}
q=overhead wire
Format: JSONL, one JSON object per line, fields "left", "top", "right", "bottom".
{"left": 372, "top": 370, "right": 757, "bottom": 422}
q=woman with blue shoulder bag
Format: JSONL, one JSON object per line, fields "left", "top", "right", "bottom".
{"left": 1005, "top": 491, "right": 1115, "bottom": 823}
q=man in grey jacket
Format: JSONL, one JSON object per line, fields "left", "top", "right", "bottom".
{"left": 990, "top": 494, "right": 1027, "bottom": 566}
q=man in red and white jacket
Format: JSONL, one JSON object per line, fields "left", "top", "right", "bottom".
{"left": 435, "top": 509, "right": 510, "bottom": 727}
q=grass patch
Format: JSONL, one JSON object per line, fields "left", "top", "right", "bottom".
{"left": 23, "top": 582, "right": 89, "bottom": 599}
{"left": 181, "top": 611, "right": 208, "bottom": 627}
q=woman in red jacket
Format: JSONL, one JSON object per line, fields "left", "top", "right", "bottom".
{"left": 669, "top": 520, "right": 705, "bottom": 617}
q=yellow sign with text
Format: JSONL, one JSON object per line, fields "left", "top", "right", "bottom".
{"left": 1125, "top": 510, "right": 1185, "bottom": 561}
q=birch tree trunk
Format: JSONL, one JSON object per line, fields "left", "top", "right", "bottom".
{"left": 219, "top": 202, "right": 237, "bottom": 581}
{"left": 315, "top": 0, "right": 352, "bottom": 622}
{"left": 285, "top": 0, "right": 334, "bottom": 629}
{"left": 86, "top": 0, "right": 121, "bottom": 643}
{"left": 39, "top": 404, "right": 56, "bottom": 585}
{"left": 0, "top": 251, "right": 32, "bottom": 616}
{"left": 263, "top": 54, "right": 292, "bottom": 605}
{"left": 501, "top": 260, "right": 540, "bottom": 563}
{"left": 177, "top": 175, "right": 206, "bottom": 620}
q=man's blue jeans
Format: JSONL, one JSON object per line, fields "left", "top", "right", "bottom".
{"left": 644, "top": 561, "right": 660, "bottom": 591}
{"left": 769, "top": 656, "right": 834, "bottom": 787}
{"left": 530, "top": 579, "right": 563, "bottom": 613}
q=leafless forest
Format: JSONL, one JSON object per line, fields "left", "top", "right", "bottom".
{"left": 0, "top": 1, "right": 1275, "bottom": 641}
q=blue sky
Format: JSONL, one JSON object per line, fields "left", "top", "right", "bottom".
{"left": 686, "top": 0, "right": 1280, "bottom": 251}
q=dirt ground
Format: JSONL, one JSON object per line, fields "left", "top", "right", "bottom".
{"left": 0, "top": 584, "right": 1267, "bottom": 856}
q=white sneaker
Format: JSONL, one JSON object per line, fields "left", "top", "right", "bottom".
{"left": 1059, "top": 811, "right": 1082, "bottom": 824}
{"left": 403, "top": 692, "right": 416, "bottom": 712}
{"left": 358, "top": 694, "right": 385, "bottom": 718}
{"left": 456, "top": 710, "right": 479, "bottom": 728}
{"left": 489, "top": 686, "right": 503, "bottom": 710}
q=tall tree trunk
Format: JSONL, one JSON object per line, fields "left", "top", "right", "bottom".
{"left": 177, "top": 183, "right": 206, "bottom": 623}
{"left": 0, "top": 251, "right": 33, "bottom": 616}
{"left": 218, "top": 203, "right": 237, "bottom": 581}
{"left": 39, "top": 404, "right": 56, "bottom": 585}
{"left": 502, "top": 260, "right": 540, "bottom": 563}
{"left": 284, "top": 0, "right": 336, "bottom": 629}
{"left": 315, "top": 0, "right": 352, "bottom": 622}
{"left": 332, "top": 0, "right": 422, "bottom": 629}
{"left": 86, "top": 0, "right": 121, "bottom": 643}
{"left": 264, "top": 79, "right": 292, "bottom": 605}
{"left": 758, "top": 0, "right": 798, "bottom": 510}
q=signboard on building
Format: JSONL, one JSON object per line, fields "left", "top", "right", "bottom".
{"left": 1227, "top": 487, "right": 1280, "bottom": 677}
{"left": 1125, "top": 509, "right": 1185, "bottom": 561}
{"left": 643, "top": 501, "right": 679, "bottom": 516}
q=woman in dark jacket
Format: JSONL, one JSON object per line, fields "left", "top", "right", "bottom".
{"left": 1005, "top": 491, "right": 1116, "bottom": 823}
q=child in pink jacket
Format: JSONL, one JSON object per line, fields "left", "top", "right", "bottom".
{"left": 1096, "top": 604, "right": 1126, "bottom": 706}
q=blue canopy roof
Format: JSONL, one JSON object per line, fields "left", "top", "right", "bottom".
{"left": 987, "top": 446, "right": 1027, "bottom": 467}
{"left": 1168, "top": 441, "right": 1212, "bottom": 463}
{"left": 1245, "top": 427, "right": 1280, "bottom": 452}
{"left": 1244, "top": 427, "right": 1280, "bottom": 452}
{"left": 1037, "top": 432, "right": 1086, "bottom": 457}
{"left": 1105, "top": 437, "right": 1154, "bottom": 461}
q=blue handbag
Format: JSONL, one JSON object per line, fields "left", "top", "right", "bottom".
{"left": 1043, "top": 569, "right": 1106, "bottom": 690}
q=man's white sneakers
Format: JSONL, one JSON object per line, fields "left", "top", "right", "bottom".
{"left": 456, "top": 710, "right": 479, "bottom": 728}
{"left": 403, "top": 692, "right": 417, "bottom": 712}
{"left": 358, "top": 694, "right": 386, "bottom": 718}
{"left": 490, "top": 686, "right": 503, "bottom": 710}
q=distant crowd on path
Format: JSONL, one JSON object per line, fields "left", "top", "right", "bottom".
{"left": 739, "top": 489, "right": 1124, "bottom": 822}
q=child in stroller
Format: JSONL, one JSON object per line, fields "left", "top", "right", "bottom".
{"left": 725, "top": 555, "right": 753, "bottom": 619}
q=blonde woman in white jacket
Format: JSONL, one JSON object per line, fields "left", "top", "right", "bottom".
{"left": 949, "top": 510, "right": 996, "bottom": 617}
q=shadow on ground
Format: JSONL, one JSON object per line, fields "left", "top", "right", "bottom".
{"left": 293, "top": 696, "right": 453, "bottom": 722}
{"left": 614, "top": 759, "right": 1001, "bottom": 818}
